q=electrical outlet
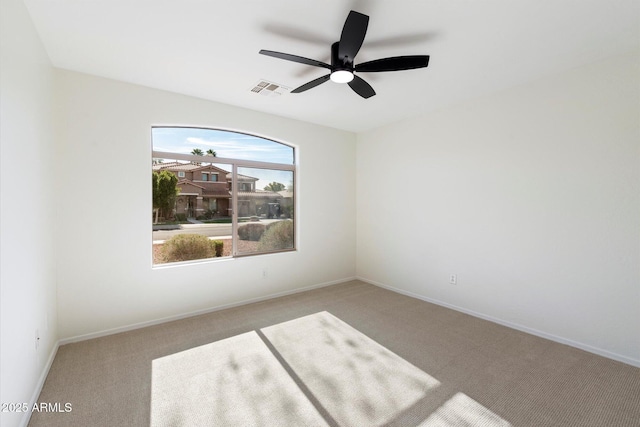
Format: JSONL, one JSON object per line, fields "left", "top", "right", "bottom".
{"left": 449, "top": 274, "right": 457, "bottom": 285}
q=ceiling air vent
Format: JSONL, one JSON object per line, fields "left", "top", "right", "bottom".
{"left": 250, "top": 79, "right": 290, "bottom": 97}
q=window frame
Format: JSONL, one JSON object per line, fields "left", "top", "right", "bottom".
{"left": 151, "top": 128, "right": 296, "bottom": 266}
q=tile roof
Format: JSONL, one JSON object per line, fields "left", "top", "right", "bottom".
{"left": 177, "top": 179, "right": 205, "bottom": 189}
{"left": 153, "top": 162, "right": 228, "bottom": 173}
{"left": 154, "top": 162, "right": 197, "bottom": 171}
{"left": 198, "top": 182, "right": 231, "bottom": 198}
{"left": 176, "top": 180, "right": 231, "bottom": 198}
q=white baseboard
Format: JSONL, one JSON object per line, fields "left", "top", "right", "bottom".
{"left": 357, "top": 276, "right": 640, "bottom": 368}
{"left": 20, "top": 341, "right": 60, "bottom": 427}
{"left": 29, "top": 277, "right": 355, "bottom": 427}
{"left": 59, "top": 277, "right": 356, "bottom": 345}
{"left": 23, "top": 274, "right": 638, "bottom": 427}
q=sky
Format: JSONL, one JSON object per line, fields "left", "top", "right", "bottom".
{"left": 152, "top": 127, "right": 294, "bottom": 190}
{"left": 152, "top": 127, "right": 294, "bottom": 165}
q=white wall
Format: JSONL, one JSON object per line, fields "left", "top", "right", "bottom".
{"left": 54, "top": 70, "right": 357, "bottom": 339}
{"left": 357, "top": 51, "right": 640, "bottom": 365}
{"left": 0, "top": 0, "right": 58, "bottom": 426}
{"left": 2, "top": 13, "right": 636, "bottom": 427}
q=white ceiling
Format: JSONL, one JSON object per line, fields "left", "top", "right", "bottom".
{"left": 24, "top": 0, "right": 639, "bottom": 133}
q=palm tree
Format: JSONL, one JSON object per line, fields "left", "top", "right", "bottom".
{"left": 191, "top": 148, "right": 204, "bottom": 165}
{"left": 205, "top": 149, "right": 217, "bottom": 166}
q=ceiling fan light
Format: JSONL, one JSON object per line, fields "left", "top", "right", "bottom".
{"left": 330, "top": 70, "right": 354, "bottom": 84}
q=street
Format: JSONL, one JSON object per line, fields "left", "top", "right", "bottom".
{"left": 152, "top": 223, "right": 232, "bottom": 242}
{"left": 152, "top": 219, "right": 286, "bottom": 243}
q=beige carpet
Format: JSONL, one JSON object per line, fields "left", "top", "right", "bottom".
{"left": 29, "top": 280, "right": 640, "bottom": 426}
{"left": 151, "top": 330, "right": 328, "bottom": 426}
{"left": 260, "top": 312, "right": 441, "bottom": 426}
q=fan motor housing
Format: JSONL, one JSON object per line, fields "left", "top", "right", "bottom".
{"left": 331, "top": 42, "right": 353, "bottom": 72}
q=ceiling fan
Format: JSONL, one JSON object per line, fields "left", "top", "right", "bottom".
{"left": 259, "top": 10, "right": 430, "bottom": 99}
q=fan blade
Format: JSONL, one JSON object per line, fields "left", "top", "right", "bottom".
{"left": 291, "top": 74, "right": 331, "bottom": 93}
{"left": 259, "top": 50, "right": 332, "bottom": 69}
{"left": 356, "top": 55, "right": 430, "bottom": 72}
{"left": 338, "top": 11, "right": 369, "bottom": 62}
{"left": 348, "top": 75, "right": 376, "bottom": 98}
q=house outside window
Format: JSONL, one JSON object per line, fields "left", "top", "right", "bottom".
{"left": 152, "top": 127, "right": 295, "bottom": 265}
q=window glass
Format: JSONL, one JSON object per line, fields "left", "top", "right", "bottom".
{"left": 152, "top": 127, "right": 294, "bottom": 165}
{"left": 152, "top": 127, "right": 295, "bottom": 266}
{"left": 236, "top": 167, "right": 294, "bottom": 256}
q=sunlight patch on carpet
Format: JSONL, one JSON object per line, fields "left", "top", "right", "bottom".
{"left": 261, "top": 311, "right": 441, "bottom": 426}
{"left": 152, "top": 312, "right": 510, "bottom": 427}
{"left": 151, "top": 331, "right": 328, "bottom": 427}
{"left": 419, "top": 392, "right": 511, "bottom": 427}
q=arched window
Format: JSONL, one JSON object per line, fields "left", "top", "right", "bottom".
{"left": 152, "top": 127, "right": 295, "bottom": 265}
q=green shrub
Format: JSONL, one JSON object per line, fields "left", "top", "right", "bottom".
{"left": 213, "top": 240, "right": 224, "bottom": 257}
{"left": 175, "top": 213, "right": 187, "bottom": 222}
{"left": 237, "top": 223, "right": 266, "bottom": 241}
{"left": 258, "top": 220, "right": 293, "bottom": 251}
{"left": 281, "top": 205, "right": 293, "bottom": 218}
{"left": 161, "top": 234, "right": 214, "bottom": 262}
